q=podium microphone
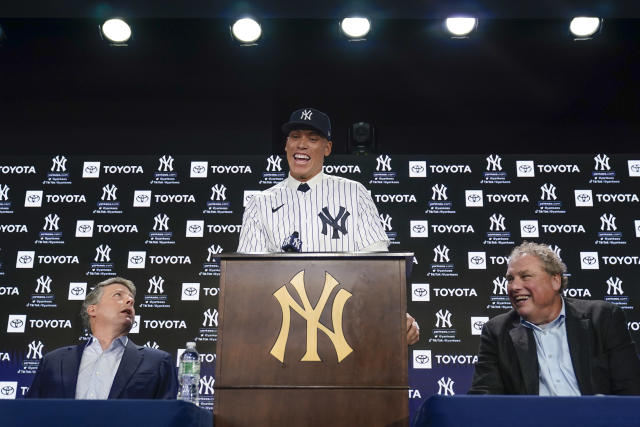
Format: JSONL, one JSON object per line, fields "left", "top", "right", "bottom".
{"left": 282, "top": 231, "right": 302, "bottom": 252}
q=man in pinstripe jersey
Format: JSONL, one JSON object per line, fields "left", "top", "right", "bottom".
{"left": 238, "top": 107, "right": 419, "bottom": 345}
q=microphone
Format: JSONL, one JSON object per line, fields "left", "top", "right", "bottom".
{"left": 281, "top": 231, "right": 302, "bottom": 252}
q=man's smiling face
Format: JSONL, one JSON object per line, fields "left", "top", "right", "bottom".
{"left": 285, "top": 129, "right": 332, "bottom": 182}
{"left": 506, "top": 254, "right": 562, "bottom": 324}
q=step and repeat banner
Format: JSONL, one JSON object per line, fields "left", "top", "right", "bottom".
{"left": 1, "top": 153, "right": 639, "bottom": 415}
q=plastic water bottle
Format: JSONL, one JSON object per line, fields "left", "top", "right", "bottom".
{"left": 177, "top": 341, "right": 200, "bottom": 406}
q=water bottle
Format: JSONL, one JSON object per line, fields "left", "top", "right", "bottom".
{"left": 177, "top": 341, "right": 200, "bottom": 406}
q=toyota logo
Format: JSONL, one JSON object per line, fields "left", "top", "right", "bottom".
{"left": 582, "top": 256, "right": 597, "bottom": 265}
{"left": 70, "top": 287, "right": 85, "bottom": 296}
{"left": 522, "top": 224, "right": 537, "bottom": 233}
{"left": 411, "top": 164, "right": 425, "bottom": 173}
{"left": 415, "top": 354, "right": 430, "bottom": 364}
{"left": 77, "top": 224, "right": 92, "bottom": 233}
{"left": 136, "top": 194, "right": 149, "bottom": 203}
{"left": 413, "top": 288, "right": 428, "bottom": 297}
{"left": 192, "top": 165, "right": 205, "bottom": 173}
{"left": 631, "top": 164, "right": 640, "bottom": 173}
{"left": 188, "top": 225, "right": 202, "bottom": 233}
{"left": 473, "top": 321, "right": 486, "bottom": 331}
{"left": 27, "top": 194, "right": 41, "bottom": 203}
{"left": 577, "top": 194, "right": 591, "bottom": 202}
{"left": 10, "top": 319, "right": 24, "bottom": 328}
{"left": 18, "top": 255, "right": 33, "bottom": 264}
{"left": 470, "top": 256, "right": 484, "bottom": 265}
{"left": 518, "top": 164, "right": 532, "bottom": 173}
{"left": 467, "top": 194, "right": 481, "bottom": 203}
{"left": 0, "top": 385, "right": 15, "bottom": 396}
{"left": 84, "top": 165, "right": 98, "bottom": 173}
{"left": 132, "top": 320, "right": 138, "bottom": 328}
{"left": 412, "top": 225, "right": 426, "bottom": 233}
{"left": 184, "top": 287, "right": 198, "bottom": 296}
{"left": 129, "top": 255, "right": 144, "bottom": 264}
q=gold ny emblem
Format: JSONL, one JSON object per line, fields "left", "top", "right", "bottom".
{"left": 270, "top": 270, "right": 353, "bottom": 363}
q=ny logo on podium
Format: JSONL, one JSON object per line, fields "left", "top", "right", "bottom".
{"left": 270, "top": 270, "right": 353, "bottom": 363}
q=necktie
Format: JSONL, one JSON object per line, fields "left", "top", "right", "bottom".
{"left": 297, "top": 183, "right": 310, "bottom": 193}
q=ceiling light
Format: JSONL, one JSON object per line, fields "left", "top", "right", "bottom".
{"left": 340, "top": 17, "right": 371, "bottom": 39}
{"left": 101, "top": 18, "right": 132, "bottom": 44}
{"left": 570, "top": 17, "right": 601, "bottom": 38}
{"left": 232, "top": 18, "right": 262, "bottom": 44}
{"left": 445, "top": 17, "right": 477, "bottom": 37}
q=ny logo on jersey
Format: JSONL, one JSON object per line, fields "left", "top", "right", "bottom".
{"left": 318, "top": 206, "right": 350, "bottom": 239}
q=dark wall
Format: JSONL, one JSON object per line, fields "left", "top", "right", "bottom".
{"left": 1, "top": 18, "right": 640, "bottom": 155}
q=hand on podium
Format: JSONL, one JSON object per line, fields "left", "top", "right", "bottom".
{"left": 406, "top": 313, "right": 420, "bottom": 345}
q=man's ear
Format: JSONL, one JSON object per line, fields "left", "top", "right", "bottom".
{"left": 552, "top": 274, "right": 562, "bottom": 292}
{"left": 87, "top": 305, "right": 96, "bottom": 318}
{"left": 324, "top": 140, "right": 333, "bottom": 157}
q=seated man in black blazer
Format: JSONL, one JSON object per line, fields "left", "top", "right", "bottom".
{"left": 469, "top": 241, "right": 640, "bottom": 395}
{"left": 27, "top": 277, "right": 178, "bottom": 399}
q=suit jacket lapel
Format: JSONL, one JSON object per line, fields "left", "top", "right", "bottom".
{"left": 509, "top": 322, "right": 539, "bottom": 394}
{"left": 565, "top": 299, "right": 593, "bottom": 394}
{"left": 61, "top": 345, "right": 84, "bottom": 398}
{"left": 108, "top": 338, "right": 143, "bottom": 399}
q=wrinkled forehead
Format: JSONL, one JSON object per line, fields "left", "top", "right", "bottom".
{"left": 102, "top": 283, "right": 134, "bottom": 298}
{"left": 506, "top": 253, "right": 543, "bottom": 272}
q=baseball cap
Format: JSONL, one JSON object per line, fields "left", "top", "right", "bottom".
{"left": 281, "top": 108, "right": 331, "bottom": 140}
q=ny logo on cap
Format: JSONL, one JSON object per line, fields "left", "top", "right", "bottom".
{"left": 301, "top": 109, "right": 313, "bottom": 120}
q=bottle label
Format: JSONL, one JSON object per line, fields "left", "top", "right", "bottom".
{"left": 182, "top": 361, "right": 200, "bottom": 375}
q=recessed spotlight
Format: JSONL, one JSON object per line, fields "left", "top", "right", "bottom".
{"left": 570, "top": 17, "right": 601, "bottom": 38}
{"left": 232, "top": 18, "right": 262, "bottom": 44}
{"left": 445, "top": 17, "right": 477, "bottom": 37}
{"left": 101, "top": 18, "right": 132, "bottom": 44}
{"left": 340, "top": 17, "right": 371, "bottom": 39}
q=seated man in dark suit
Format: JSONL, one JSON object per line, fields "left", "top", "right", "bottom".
{"left": 27, "top": 277, "right": 178, "bottom": 399}
{"left": 469, "top": 241, "right": 640, "bottom": 395}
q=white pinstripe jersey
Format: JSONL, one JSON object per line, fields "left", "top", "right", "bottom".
{"left": 237, "top": 173, "right": 390, "bottom": 253}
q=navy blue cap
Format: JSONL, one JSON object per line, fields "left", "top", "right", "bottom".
{"left": 281, "top": 108, "right": 331, "bottom": 140}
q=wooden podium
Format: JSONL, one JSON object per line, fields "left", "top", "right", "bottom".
{"left": 214, "top": 253, "right": 411, "bottom": 427}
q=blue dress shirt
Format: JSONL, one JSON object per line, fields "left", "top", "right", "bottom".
{"left": 521, "top": 299, "right": 581, "bottom": 396}
{"left": 75, "top": 335, "right": 128, "bottom": 399}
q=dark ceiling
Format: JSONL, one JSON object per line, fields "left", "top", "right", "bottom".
{"left": 1, "top": 7, "right": 640, "bottom": 155}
